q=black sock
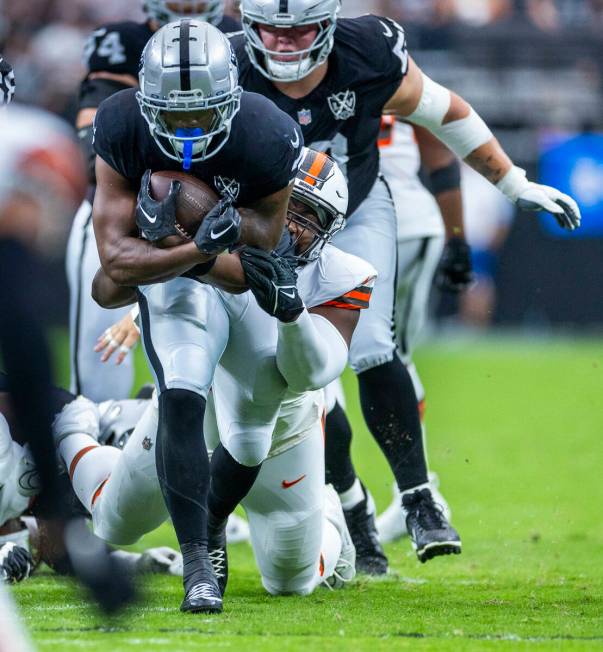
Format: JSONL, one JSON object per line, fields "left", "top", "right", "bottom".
{"left": 156, "top": 389, "right": 210, "bottom": 548}
{"left": 324, "top": 401, "right": 357, "bottom": 493}
{"left": 207, "top": 444, "right": 261, "bottom": 522}
{"left": 358, "top": 357, "right": 428, "bottom": 492}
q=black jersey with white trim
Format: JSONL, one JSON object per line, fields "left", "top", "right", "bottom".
{"left": 93, "top": 88, "right": 303, "bottom": 205}
{"left": 230, "top": 15, "right": 408, "bottom": 216}
{"left": 79, "top": 16, "right": 241, "bottom": 110}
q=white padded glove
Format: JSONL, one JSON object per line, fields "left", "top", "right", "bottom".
{"left": 497, "top": 166, "right": 581, "bottom": 231}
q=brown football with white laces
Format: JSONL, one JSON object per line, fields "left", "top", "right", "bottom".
{"left": 149, "top": 171, "right": 218, "bottom": 248}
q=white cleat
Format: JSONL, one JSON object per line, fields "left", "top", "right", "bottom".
{"left": 323, "top": 484, "right": 356, "bottom": 589}
{"left": 225, "top": 513, "right": 250, "bottom": 544}
{"left": 376, "top": 472, "right": 451, "bottom": 545}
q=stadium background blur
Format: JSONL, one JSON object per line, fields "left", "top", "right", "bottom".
{"left": 1, "top": 0, "right": 603, "bottom": 333}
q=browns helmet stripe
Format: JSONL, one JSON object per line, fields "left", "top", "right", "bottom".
{"left": 180, "top": 19, "right": 191, "bottom": 91}
{"left": 302, "top": 150, "right": 333, "bottom": 187}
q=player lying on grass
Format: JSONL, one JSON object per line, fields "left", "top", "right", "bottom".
{"left": 62, "top": 150, "right": 373, "bottom": 596}
{"left": 0, "top": 382, "right": 185, "bottom": 584}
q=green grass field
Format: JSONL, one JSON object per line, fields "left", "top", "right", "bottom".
{"left": 11, "top": 334, "right": 603, "bottom": 651}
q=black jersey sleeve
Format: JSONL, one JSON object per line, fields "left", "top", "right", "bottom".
{"left": 335, "top": 15, "right": 409, "bottom": 116}
{"left": 93, "top": 90, "right": 145, "bottom": 183}
{"left": 83, "top": 22, "right": 151, "bottom": 78}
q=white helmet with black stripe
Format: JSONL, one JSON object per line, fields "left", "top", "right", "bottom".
{"left": 288, "top": 147, "right": 347, "bottom": 263}
{"left": 136, "top": 19, "right": 242, "bottom": 167}
{"left": 240, "top": 0, "right": 341, "bottom": 82}
{"left": 143, "top": 1, "right": 225, "bottom": 27}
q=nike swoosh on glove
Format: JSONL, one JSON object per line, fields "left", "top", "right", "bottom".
{"left": 135, "top": 169, "right": 181, "bottom": 242}
{"left": 436, "top": 237, "right": 473, "bottom": 293}
{"left": 0, "top": 543, "right": 33, "bottom": 583}
{"left": 194, "top": 199, "right": 242, "bottom": 255}
{"left": 240, "top": 247, "right": 304, "bottom": 322}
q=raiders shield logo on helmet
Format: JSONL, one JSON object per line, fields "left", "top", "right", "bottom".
{"left": 327, "top": 90, "right": 356, "bottom": 121}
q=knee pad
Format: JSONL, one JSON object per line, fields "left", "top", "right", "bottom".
{"left": 222, "top": 425, "right": 272, "bottom": 468}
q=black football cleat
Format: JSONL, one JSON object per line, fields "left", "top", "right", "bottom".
{"left": 180, "top": 545, "right": 223, "bottom": 614}
{"left": 343, "top": 484, "right": 389, "bottom": 576}
{"left": 180, "top": 579, "right": 223, "bottom": 614}
{"left": 207, "top": 514, "right": 228, "bottom": 596}
{"left": 402, "top": 488, "right": 462, "bottom": 563}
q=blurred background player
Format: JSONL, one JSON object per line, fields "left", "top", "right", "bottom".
{"left": 66, "top": 0, "right": 237, "bottom": 402}
{"left": 0, "top": 52, "right": 34, "bottom": 652}
{"left": 0, "top": 61, "right": 134, "bottom": 621}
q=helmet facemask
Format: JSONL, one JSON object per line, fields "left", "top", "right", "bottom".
{"left": 242, "top": 11, "right": 339, "bottom": 82}
{"left": 143, "top": 0, "right": 225, "bottom": 26}
{"left": 137, "top": 87, "right": 242, "bottom": 168}
{"left": 287, "top": 197, "right": 343, "bottom": 263}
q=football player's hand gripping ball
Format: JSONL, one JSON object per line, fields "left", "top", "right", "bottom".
{"left": 193, "top": 199, "right": 242, "bottom": 255}
{"left": 437, "top": 237, "right": 473, "bottom": 293}
{"left": 0, "top": 543, "right": 33, "bottom": 583}
{"left": 135, "top": 169, "right": 182, "bottom": 242}
{"left": 240, "top": 247, "right": 304, "bottom": 322}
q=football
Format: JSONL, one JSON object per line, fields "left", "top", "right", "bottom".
{"left": 149, "top": 171, "right": 219, "bottom": 247}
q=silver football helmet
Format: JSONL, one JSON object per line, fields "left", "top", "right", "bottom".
{"left": 288, "top": 147, "right": 347, "bottom": 263}
{"left": 143, "top": 0, "right": 225, "bottom": 26}
{"left": 240, "top": 0, "right": 341, "bottom": 82}
{"left": 136, "top": 19, "right": 242, "bottom": 166}
{"left": 98, "top": 399, "right": 150, "bottom": 449}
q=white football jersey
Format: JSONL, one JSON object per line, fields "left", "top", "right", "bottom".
{"left": 379, "top": 119, "right": 445, "bottom": 241}
{"left": 0, "top": 414, "right": 30, "bottom": 526}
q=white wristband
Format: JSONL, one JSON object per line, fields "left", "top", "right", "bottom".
{"left": 496, "top": 165, "right": 531, "bottom": 203}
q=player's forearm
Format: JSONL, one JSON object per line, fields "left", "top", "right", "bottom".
{"left": 201, "top": 253, "right": 248, "bottom": 294}
{"left": 101, "top": 237, "right": 211, "bottom": 286}
{"left": 276, "top": 311, "right": 348, "bottom": 393}
{"left": 92, "top": 268, "right": 137, "bottom": 308}
{"left": 238, "top": 208, "right": 286, "bottom": 251}
{"left": 435, "top": 188, "right": 465, "bottom": 240}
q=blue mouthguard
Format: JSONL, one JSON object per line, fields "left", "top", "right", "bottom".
{"left": 176, "top": 127, "right": 203, "bottom": 171}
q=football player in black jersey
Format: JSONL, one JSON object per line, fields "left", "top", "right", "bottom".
{"left": 234, "top": 0, "right": 581, "bottom": 572}
{"left": 91, "top": 19, "right": 303, "bottom": 613}
{"left": 67, "top": 1, "right": 239, "bottom": 404}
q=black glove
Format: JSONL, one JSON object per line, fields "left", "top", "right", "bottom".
{"left": 436, "top": 237, "right": 473, "bottom": 293}
{"left": 0, "top": 542, "right": 33, "bottom": 583}
{"left": 273, "top": 226, "right": 297, "bottom": 270}
{"left": 135, "top": 169, "right": 181, "bottom": 242}
{"left": 194, "top": 199, "right": 242, "bottom": 255}
{"left": 0, "top": 56, "right": 15, "bottom": 106}
{"left": 240, "top": 247, "right": 304, "bottom": 322}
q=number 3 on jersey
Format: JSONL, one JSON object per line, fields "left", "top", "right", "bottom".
{"left": 84, "top": 28, "right": 127, "bottom": 66}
